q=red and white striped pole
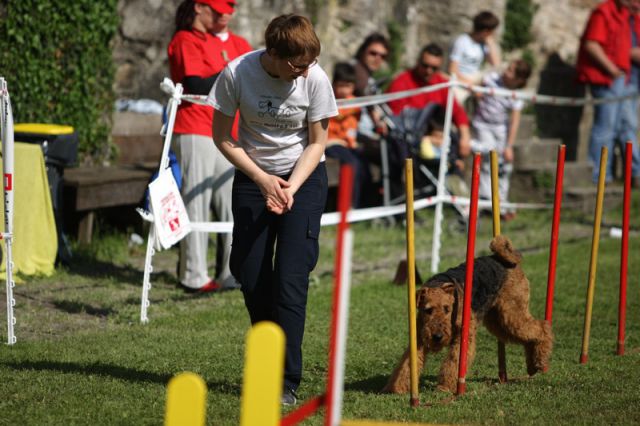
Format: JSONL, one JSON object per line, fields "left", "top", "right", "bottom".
{"left": 617, "top": 142, "right": 632, "bottom": 356}
{"left": 457, "top": 153, "right": 481, "bottom": 396}
{"left": 325, "top": 165, "right": 354, "bottom": 426}
{"left": 545, "top": 145, "right": 566, "bottom": 324}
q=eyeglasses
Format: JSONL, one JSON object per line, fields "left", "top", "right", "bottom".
{"left": 287, "top": 59, "right": 318, "bottom": 73}
{"left": 419, "top": 62, "right": 440, "bottom": 71}
{"left": 367, "top": 50, "right": 388, "bottom": 59}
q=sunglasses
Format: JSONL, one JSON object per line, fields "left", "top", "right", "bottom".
{"left": 367, "top": 50, "right": 388, "bottom": 59}
{"left": 419, "top": 62, "right": 440, "bottom": 71}
{"left": 287, "top": 59, "right": 318, "bottom": 73}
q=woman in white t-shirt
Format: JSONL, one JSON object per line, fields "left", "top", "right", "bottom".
{"left": 208, "top": 14, "right": 338, "bottom": 405}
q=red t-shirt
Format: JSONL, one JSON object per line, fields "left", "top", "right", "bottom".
{"left": 386, "top": 70, "right": 469, "bottom": 127}
{"left": 576, "top": 0, "right": 631, "bottom": 86}
{"left": 168, "top": 30, "right": 251, "bottom": 137}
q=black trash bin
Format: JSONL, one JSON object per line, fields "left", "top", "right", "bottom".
{"left": 14, "top": 123, "right": 78, "bottom": 265}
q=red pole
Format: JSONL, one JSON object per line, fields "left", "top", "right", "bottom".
{"left": 456, "top": 153, "right": 481, "bottom": 396}
{"left": 281, "top": 395, "right": 325, "bottom": 426}
{"left": 325, "top": 165, "right": 353, "bottom": 426}
{"left": 617, "top": 142, "right": 632, "bottom": 356}
{"left": 545, "top": 145, "right": 566, "bottom": 324}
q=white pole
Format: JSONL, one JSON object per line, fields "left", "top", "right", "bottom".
{"left": 329, "top": 229, "right": 353, "bottom": 426}
{"left": 140, "top": 82, "right": 183, "bottom": 323}
{"left": 1, "top": 78, "right": 16, "bottom": 344}
{"left": 140, "top": 225, "right": 155, "bottom": 324}
{"left": 430, "top": 77, "right": 456, "bottom": 274}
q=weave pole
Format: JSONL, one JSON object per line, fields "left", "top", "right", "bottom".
{"left": 325, "top": 165, "right": 354, "bottom": 426}
{"left": 404, "top": 159, "right": 420, "bottom": 408}
{"left": 617, "top": 142, "right": 632, "bottom": 356}
{"left": 239, "top": 322, "right": 285, "bottom": 426}
{"left": 0, "top": 78, "right": 16, "bottom": 345}
{"left": 545, "top": 145, "right": 566, "bottom": 324}
{"left": 580, "top": 146, "right": 607, "bottom": 364}
{"left": 165, "top": 372, "right": 207, "bottom": 426}
{"left": 456, "top": 153, "right": 481, "bottom": 396}
{"left": 489, "top": 151, "right": 507, "bottom": 384}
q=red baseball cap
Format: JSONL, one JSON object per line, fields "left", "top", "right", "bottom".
{"left": 197, "top": 0, "right": 236, "bottom": 14}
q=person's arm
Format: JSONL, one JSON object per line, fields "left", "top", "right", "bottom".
{"left": 283, "top": 118, "right": 330, "bottom": 210}
{"left": 485, "top": 34, "right": 501, "bottom": 67}
{"left": 504, "top": 109, "right": 521, "bottom": 163}
{"left": 585, "top": 40, "right": 625, "bottom": 78}
{"left": 457, "top": 124, "right": 471, "bottom": 157}
{"left": 448, "top": 60, "right": 474, "bottom": 84}
{"left": 212, "top": 109, "right": 290, "bottom": 212}
{"left": 183, "top": 74, "right": 220, "bottom": 95}
{"left": 632, "top": 46, "right": 640, "bottom": 65}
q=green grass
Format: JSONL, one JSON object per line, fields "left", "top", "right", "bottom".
{"left": 1, "top": 203, "right": 640, "bottom": 425}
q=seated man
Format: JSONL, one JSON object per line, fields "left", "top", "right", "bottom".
{"left": 386, "top": 43, "right": 471, "bottom": 157}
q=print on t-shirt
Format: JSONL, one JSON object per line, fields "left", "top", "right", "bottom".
{"left": 255, "top": 95, "right": 304, "bottom": 130}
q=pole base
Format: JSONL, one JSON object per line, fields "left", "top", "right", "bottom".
{"left": 617, "top": 342, "right": 625, "bottom": 356}
{"left": 579, "top": 353, "right": 588, "bottom": 364}
{"left": 410, "top": 397, "right": 420, "bottom": 408}
{"left": 456, "top": 382, "right": 466, "bottom": 396}
{"left": 498, "top": 371, "right": 507, "bottom": 383}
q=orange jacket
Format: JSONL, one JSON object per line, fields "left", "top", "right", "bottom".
{"left": 328, "top": 98, "right": 360, "bottom": 149}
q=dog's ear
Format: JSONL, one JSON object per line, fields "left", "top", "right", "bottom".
{"left": 416, "top": 287, "right": 428, "bottom": 307}
{"left": 442, "top": 282, "right": 456, "bottom": 295}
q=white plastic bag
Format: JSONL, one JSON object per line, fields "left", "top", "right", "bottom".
{"left": 148, "top": 169, "right": 191, "bottom": 250}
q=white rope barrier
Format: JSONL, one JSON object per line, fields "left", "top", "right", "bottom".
{"left": 139, "top": 195, "right": 550, "bottom": 234}
{"left": 160, "top": 77, "right": 640, "bottom": 111}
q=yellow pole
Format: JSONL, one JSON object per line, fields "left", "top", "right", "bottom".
{"left": 580, "top": 146, "right": 608, "bottom": 364}
{"left": 164, "top": 372, "right": 207, "bottom": 426}
{"left": 490, "top": 151, "right": 501, "bottom": 236}
{"left": 240, "top": 322, "right": 285, "bottom": 426}
{"left": 490, "top": 151, "right": 507, "bottom": 383}
{"left": 405, "top": 159, "right": 419, "bottom": 407}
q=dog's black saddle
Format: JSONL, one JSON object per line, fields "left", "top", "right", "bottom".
{"left": 425, "top": 255, "right": 509, "bottom": 317}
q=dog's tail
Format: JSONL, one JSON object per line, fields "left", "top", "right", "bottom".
{"left": 490, "top": 235, "right": 522, "bottom": 266}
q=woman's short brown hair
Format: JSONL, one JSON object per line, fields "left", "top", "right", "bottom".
{"left": 264, "top": 14, "right": 321, "bottom": 61}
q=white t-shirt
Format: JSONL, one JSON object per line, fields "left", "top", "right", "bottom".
{"left": 449, "top": 33, "right": 488, "bottom": 76}
{"left": 208, "top": 49, "right": 338, "bottom": 175}
{"left": 473, "top": 71, "right": 524, "bottom": 127}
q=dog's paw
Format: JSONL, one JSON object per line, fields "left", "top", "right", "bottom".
{"left": 436, "top": 384, "right": 455, "bottom": 393}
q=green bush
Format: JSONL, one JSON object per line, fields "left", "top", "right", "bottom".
{"left": 0, "top": 1, "right": 119, "bottom": 163}
{"left": 502, "top": 0, "right": 537, "bottom": 52}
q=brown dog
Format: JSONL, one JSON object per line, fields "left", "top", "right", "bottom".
{"left": 383, "top": 235, "right": 553, "bottom": 393}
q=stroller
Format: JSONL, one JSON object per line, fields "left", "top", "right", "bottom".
{"left": 383, "top": 103, "right": 469, "bottom": 221}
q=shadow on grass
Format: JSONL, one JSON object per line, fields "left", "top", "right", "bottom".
{"left": 345, "top": 373, "right": 504, "bottom": 396}
{"left": 64, "top": 252, "right": 178, "bottom": 288}
{"left": 2, "top": 360, "right": 241, "bottom": 394}
{"left": 52, "top": 300, "right": 117, "bottom": 317}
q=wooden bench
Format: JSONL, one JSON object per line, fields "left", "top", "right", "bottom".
{"left": 63, "top": 164, "right": 155, "bottom": 244}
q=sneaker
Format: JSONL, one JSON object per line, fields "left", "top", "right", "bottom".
{"left": 281, "top": 387, "right": 298, "bottom": 406}
{"left": 179, "top": 279, "right": 221, "bottom": 294}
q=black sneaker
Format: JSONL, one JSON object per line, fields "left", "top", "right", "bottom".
{"left": 281, "top": 387, "right": 298, "bottom": 406}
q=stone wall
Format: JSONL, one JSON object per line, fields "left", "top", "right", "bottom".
{"left": 113, "top": 0, "right": 507, "bottom": 101}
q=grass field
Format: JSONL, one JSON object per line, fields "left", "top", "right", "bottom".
{"left": 1, "top": 201, "right": 639, "bottom": 425}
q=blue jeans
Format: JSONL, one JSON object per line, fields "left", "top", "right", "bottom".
{"left": 230, "top": 163, "right": 327, "bottom": 391}
{"left": 590, "top": 76, "right": 640, "bottom": 182}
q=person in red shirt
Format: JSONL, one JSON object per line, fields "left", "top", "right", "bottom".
{"left": 576, "top": 0, "right": 637, "bottom": 183}
{"left": 168, "top": 0, "right": 251, "bottom": 293}
{"left": 386, "top": 43, "right": 471, "bottom": 156}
